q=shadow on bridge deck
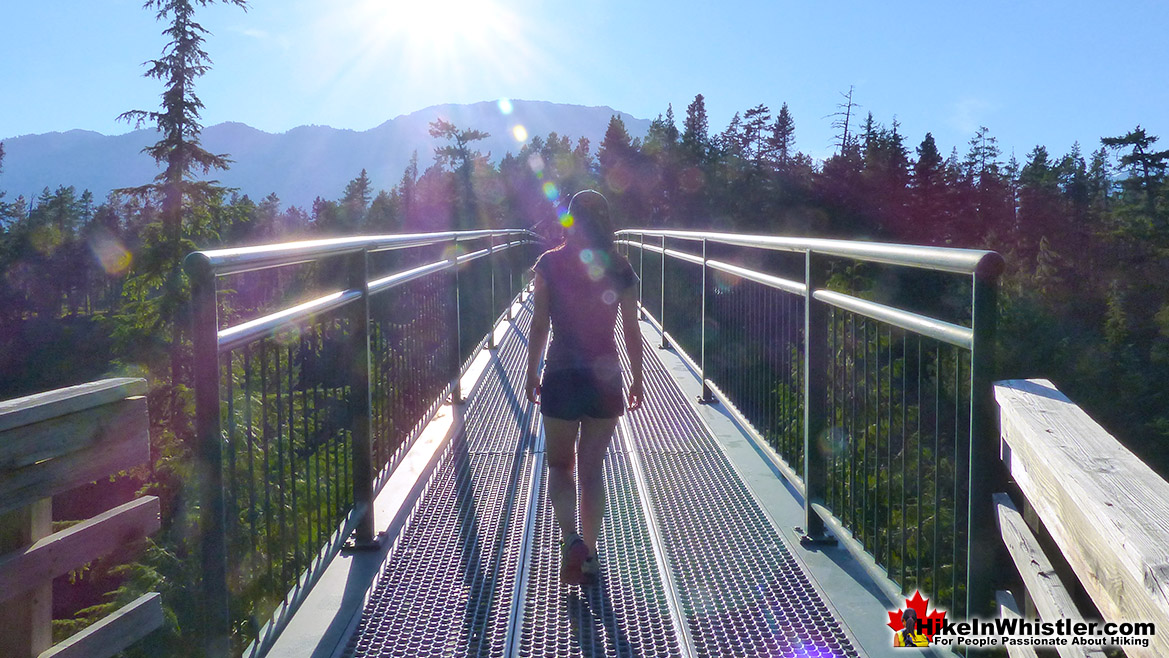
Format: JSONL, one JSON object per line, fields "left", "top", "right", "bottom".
{"left": 266, "top": 296, "right": 934, "bottom": 658}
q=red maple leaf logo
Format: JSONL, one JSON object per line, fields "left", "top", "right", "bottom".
{"left": 887, "top": 591, "right": 947, "bottom": 642}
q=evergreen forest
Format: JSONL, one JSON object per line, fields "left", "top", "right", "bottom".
{"left": 1, "top": 1, "right": 1168, "bottom": 653}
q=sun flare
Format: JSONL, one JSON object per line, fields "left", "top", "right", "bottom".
{"left": 357, "top": 0, "right": 515, "bottom": 60}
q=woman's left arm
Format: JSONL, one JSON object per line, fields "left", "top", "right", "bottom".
{"left": 619, "top": 284, "right": 644, "bottom": 410}
{"left": 526, "top": 273, "right": 551, "bottom": 404}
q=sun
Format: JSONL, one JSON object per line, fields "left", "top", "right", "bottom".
{"left": 355, "top": 0, "right": 517, "bottom": 61}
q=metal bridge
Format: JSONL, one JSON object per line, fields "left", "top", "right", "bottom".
{"left": 175, "top": 228, "right": 1004, "bottom": 658}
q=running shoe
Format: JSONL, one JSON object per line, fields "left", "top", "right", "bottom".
{"left": 560, "top": 534, "right": 589, "bottom": 585}
{"left": 580, "top": 555, "right": 600, "bottom": 585}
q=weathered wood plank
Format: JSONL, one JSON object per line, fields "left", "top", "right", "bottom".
{"left": 1, "top": 397, "right": 148, "bottom": 471}
{"left": 0, "top": 399, "right": 149, "bottom": 516}
{"left": 996, "top": 378, "right": 1169, "bottom": 658}
{"left": 38, "top": 592, "right": 163, "bottom": 658}
{"left": 996, "top": 590, "right": 1038, "bottom": 658}
{"left": 0, "top": 496, "right": 160, "bottom": 602}
{"left": 995, "top": 493, "right": 1105, "bottom": 658}
{"left": 0, "top": 378, "right": 146, "bottom": 433}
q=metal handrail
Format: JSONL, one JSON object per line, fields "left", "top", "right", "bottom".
{"left": 214, "top": 238, "right": 536, "bottom": 351}
{"left": 187, "top": 229, "right": 536, "bottom": 277}
{"left": 625, "top": 237, "right": 974, "bottom": 348}
{"left": 616, "top": 228, "right": 1005, "bottom": 276}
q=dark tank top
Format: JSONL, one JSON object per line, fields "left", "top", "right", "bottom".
{"left": 532, "top": 245, "right": 637, "bottom": 372}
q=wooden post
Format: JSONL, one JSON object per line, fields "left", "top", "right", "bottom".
{"left": 0, "top": 499, "right": 52, "bottom": 658}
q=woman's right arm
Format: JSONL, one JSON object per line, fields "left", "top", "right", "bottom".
{"left": 525, "top": 272, "right": 550, "bottom": 403}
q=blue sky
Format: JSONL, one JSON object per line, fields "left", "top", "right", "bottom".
{"left": 2, "top": 0, "right": 1167, "bottom": 164}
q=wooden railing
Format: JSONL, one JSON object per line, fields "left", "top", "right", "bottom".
{"left": 994, "top": 378, "right": 1168, "bottom": 658}
{"left": 0, "top": 378, "right": 162, "bottom": 658}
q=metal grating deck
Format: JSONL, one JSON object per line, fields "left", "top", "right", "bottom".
{"left": 342, "top": 301, "right": 862, "bottom": 658}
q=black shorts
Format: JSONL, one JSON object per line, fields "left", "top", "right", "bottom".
{"left": 540, "top": 367, "right": 625, "bottom": 420}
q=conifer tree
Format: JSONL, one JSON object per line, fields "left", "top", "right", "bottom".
{"left": 429, "top": 118, "right": 489, "bottom": 229}
{"left": 118, "top": 0, "right": 248, "bottom": 405}
{"left": 1102, "top": 126, "right": 1168, "bottom": 227}
{"left": 767, "top": 103, "right": 796, "bottom": 169}
{"left": 681, "top": 94, "right": 710, "bottom": 161}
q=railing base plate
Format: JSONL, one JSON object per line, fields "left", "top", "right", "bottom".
{"left": 795, "top": 527, "right": 838, "bottom": 548}
{"left": 342, "top": 531, "right": 387, "bottom": 554}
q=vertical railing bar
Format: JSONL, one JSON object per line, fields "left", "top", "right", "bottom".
{"left": 827, "top": 306, "right": 835, "bottom": 512}
{"left": 874, "top": 320, "right": 881, "bottom": 561}
{"left": 312, "top": 325, "right": 323, "bottom": 547}
{"left": 245, "top": 345, "right": 257, "bottom": 551}
{"left": 900, "top": 330, "right": 907, "bottom": 591}
{"left": 915, "top": 335, "right": 922, "bottom": 592}
{"left": 275, "top": 342, "right": 285, "bottom": 590}
{"left": 953, "top": 346, "right": 961, "bottom": 614}
{"left": 860, "top": 317, "right": 868, "bottom": 548}
{"left": 226, "top": 354, "right": 237, "bottom": 558}
{"left": 932, "top": 341, "right": 941, "bottom": 601}
{"left": 886, "top": 325, "right": 894, "bottom": 579}
{"left": 297, "top": 332, "right": 307, "bottom": 577}
{"left": 261, "top": 345, "right": 273, "bottom": 590}
{"left": 851, "top": 310, "right": 860, "bottom": 532}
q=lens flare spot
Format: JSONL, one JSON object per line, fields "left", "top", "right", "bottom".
{"left": 559, "top": 212, "right": 574, "bottom": 228}
{"left": 601, "top": 289, "right": 617, "bottom": 305}
{"left": 542, "top": 181, "right": 559, "bottom": 201}
{"left": 527, "top": 153, "right": 545, "bottom": 175}
{"left": 587, "top": 264, "right": 605, "bottom": 281}
{"left": 512, "top": 124, "right": 528, "bottom": 142}
{"left": 498, "top": 98, "right": 514, "bottom": 115}
{"left": 90, "top": 235, "right": 132, "bottom": 274}
{"left": 579, "top": 249, "right": 594, "bottom": 264}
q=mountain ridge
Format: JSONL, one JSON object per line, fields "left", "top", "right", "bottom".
{"left": 0, "top": 100, "right": 651, "bottom": 210}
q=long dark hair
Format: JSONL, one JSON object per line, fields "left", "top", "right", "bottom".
{"left": 902, "top": 608, "right": 918, "bottom": 645}
{"left": 563, "top": 189, "right": 615, "bottom": 251}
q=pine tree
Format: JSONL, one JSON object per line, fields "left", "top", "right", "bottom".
{"left": 682, "top": 94, "right": 710, "bottom": 161}
{"left": 1102, "top": 126, "right": 1168, "bottom": 228}
{"left": 117, "top": 0, "right": 248, "bottom": 400}
{"left": 767, "top": 103, "right": 796, "bottom": 169}
{"left": 429, "top": 119, "right": 489, "bottom": 229}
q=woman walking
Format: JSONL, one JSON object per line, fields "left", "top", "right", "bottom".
{"left": 525, "top": 189, "right": 644, "bottom": 585}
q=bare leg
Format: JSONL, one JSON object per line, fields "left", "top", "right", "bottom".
{"left": 543, "top": 416, "right": 581, "bottom": 541}
{"left": 576, "top": 415, "right": 618, "bottom": 555}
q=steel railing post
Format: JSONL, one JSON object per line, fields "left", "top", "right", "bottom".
{"left": 506, "top": 235, "right": 514, "bottom": 321}
{"left": 346, "top": 248, "right": 376, "bottom": 548}
{"left": 967, "top": 268, "right": 1000, "bottom": 618}
{"left": 700, "top": 238, "right": 713, "bottom": 403}
{"left": 801, "top": 250, "right": 832, "bottom": 543}
{"left": 450, "top": 238, "right": 463, "bottom": 404}
{"left": 488, "top": 236, "right": 497, "bottom": 350}
{"left": 184, "top": 253, "right": 230, "bottom": 658}
{"left": 660, "top": 235, "right": 668, "bottom": 349}
{"left": 638, "top": 233, "right": 646, "bottom": 320}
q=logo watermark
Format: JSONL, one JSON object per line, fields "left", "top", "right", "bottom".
{"left": 887, "top": 591, "right": 1156, "bottom": 650}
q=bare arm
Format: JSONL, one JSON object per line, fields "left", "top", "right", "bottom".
{"left": 525, "top": 273, "right": 551, "bottom": 403}
{"left": 619, "top": 284, "right": 644, "bottom": 411}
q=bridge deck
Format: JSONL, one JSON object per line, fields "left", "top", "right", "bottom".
{"left": 269, "top": 298, "right": 911, "bottom": 658}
